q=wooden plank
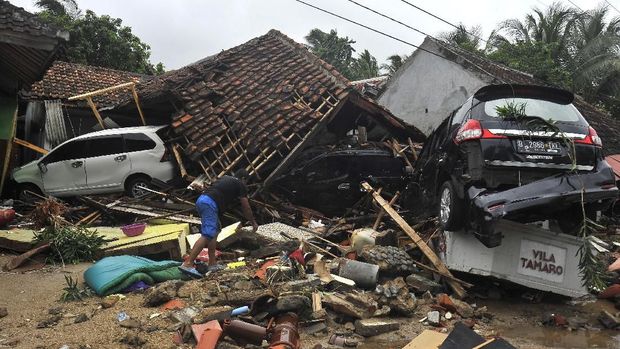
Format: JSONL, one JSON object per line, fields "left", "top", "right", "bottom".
{"left": 408, "top": 137, "right": 418, "bottom": 162}
{"left": 171, "top": 144, "right": 188, "bottom": 178}
{"left": 107, "top": 205, "right": 201, "bottom": 224}
{"left": 361, "top": 181, "right": 467, "bottom": 298}
{"left": 402, "top": 330, "right": 447, "bottom": 349}
{"left": 13, "top": 137, "right": 48, "bottom": 154}
{"left": 0, "top": 104, "right": 17, "bottom": 196}
{"left": 68, "top": 81, "right": 135, "bottom": 100}
{"left": 85, "top": 97, "right": 105, "bottom": 129}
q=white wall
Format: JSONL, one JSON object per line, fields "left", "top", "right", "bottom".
{"left": 378, "top": 39, "right": 489, "bottom": 136}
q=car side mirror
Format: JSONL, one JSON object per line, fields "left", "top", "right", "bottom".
{"left": 37, "top": 162, "right": 47, "bottom": 173}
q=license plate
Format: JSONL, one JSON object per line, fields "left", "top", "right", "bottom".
{"left": 515, "top": 139, "right": 562, "bottom": 155}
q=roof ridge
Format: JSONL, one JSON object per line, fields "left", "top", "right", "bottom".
{"left": 50, "top": 60, "right": 149, "bottom": 78}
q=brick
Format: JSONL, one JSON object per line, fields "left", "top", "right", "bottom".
{"left": 354, "top": 318, "right": 400, "bottom": 337}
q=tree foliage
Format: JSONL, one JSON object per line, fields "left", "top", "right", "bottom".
{"left": 349, "top": 49, "right": 380, "bottom": 80}
{"left": 35, "top": 0, "right": 164, "bottom": 75}
{"left": 381, "top": 54, "right": 408, "bottom": 76}
{"left": 305, "top": 28, "right": 356, "bottom": 79}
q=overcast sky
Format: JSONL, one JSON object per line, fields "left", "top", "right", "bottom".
{"left": 11, "top": 0, "right": 606, "bottom": 71}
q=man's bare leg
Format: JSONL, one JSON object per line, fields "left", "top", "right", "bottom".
{"left": 182, "top": 235, "right": 209, "bottom": 267}
{"left": 207, "top": 238, "right": 217, "bottom": 266}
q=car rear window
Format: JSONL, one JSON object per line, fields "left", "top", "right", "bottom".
{"left": 483, "top": 98, "right": 583, "bottom": 123}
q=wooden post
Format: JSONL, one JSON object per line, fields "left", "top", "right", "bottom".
{"left": 361, "top": 181, "right": 467, "bottom": 298}
{"left": 171, "top": 144, "right": 188, "bottom": 179}
{"left": 85, "top": 97, "right": 105, "bottom": 129}
{"left": 407, "top": 137, "right": 418, "bottom": 162}
{"left": 131, "top": 85, "right": 146, "bottom": 126}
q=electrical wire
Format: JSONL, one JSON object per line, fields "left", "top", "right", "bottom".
{"left": 345, "top": 0, "right": 431, "bottom": 38}
{"left": 294, "top": 0, "right": 447, "bottom": 60}
{"left": 398, "top": 0, "right": 488, "bottom": 44}
{"left": 566, "top": 0, "right": 584, "bottom": 13}
{"left": 603, "top": 0, "right": 620, "bottom": 15}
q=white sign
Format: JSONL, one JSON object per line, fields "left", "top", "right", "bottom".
{"left": 517, "top": 239, "right": 567, "bottom": 283}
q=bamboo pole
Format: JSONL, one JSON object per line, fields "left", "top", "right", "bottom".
{"left": 85, "top": 97, "right": 105, "bottom": 129}
{"left": 13, "top": 138, "right": 48, "bottom": 155}
{"left": 131, "top": 85, "right": 146, "bottom": 126}
{"left": 68, "top": 82, "right": 136, "bottom": 100}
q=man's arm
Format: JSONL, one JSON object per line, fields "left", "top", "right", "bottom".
{"left": 239, "top": 197, "right": 258, "bottom": 233}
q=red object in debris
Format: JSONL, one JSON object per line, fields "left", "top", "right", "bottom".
{"left": 288, "top": 249, "right": 305, "bottom": 265}
{"left": 222, "top": 319, "right": 267, "bottom": 345}
{"left": 255, "top": 259, "right": 278, "bottom": 281}
{"left": 436, "top": 293, "right": 457, "bottom": 313}
{"left": 599, "top": 284, "right": 620, "bottom": 299}
{"left": 268, "top": 312, "right": 300, "bottom": 349}
{"left": 192, "top": 320, "right": 222, "bottom": 349}
{"left": 183, "top": 249, "right": 221, "bottom": 263}
{"left": 345, "top": 251, "right": 357, "bottom": 260}
{"left": 553, "top": 314, "right": 568, "bottom": 327}
{"left": 161, "top": 299, "right": 186, "bottom": 311}
{"left": 121, "top": 223, "right": 146, "bottom": 237}
{"left": 0, "top": 208, "right": 15, "bottom": 227}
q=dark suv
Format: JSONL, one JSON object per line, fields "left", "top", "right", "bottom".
{"left": 414, "top": 84, "right": 618, "bottom": 247}
{"left": 274, "top": 144, "right": 409, "bottom": 214}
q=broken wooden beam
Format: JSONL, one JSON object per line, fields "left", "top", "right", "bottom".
{"left": 13, "top": 138, "right": 48, "bottom": 154}
{"left": 361, "top": 181, "right": 467, "bottom": 299}
{"left": 373, "top": 191, "right": 400, "bottom": 230}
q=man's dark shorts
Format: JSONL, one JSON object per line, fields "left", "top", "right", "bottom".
{"left": 196, "top": 194, "right": 219, "bottom": 239}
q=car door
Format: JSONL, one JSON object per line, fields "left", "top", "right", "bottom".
{"left": 40, "top": 139, "right": 88, "bottom": 195}
{"left": 84, "top": 135, "right": 130, "bottom": 192}
{"left": 123, "top": 132, "right": 158, "bottom": 172}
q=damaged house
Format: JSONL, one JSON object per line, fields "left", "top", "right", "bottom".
{"left": 111, "top": 29, "right": 424, "bottom": 210}
{"left": 17, "top": 61, "right": 153, "bottom": 162}
{"left": 0, "top": 0, "right": 67, "bottom": 194}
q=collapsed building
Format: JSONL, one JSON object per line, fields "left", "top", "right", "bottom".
{"left": 112, "top": 29, "right": 425, "bottom": 192}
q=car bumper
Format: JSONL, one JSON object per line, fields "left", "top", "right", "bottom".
{"left": 468, "top": 160, "right": 618, "bottom": 247}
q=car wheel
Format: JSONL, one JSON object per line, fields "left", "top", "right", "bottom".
{"left": 125, "top": 176, "right": 151, "bottom": 198}
{"left": 438, "top": 181, "right": 464, "bottom": 230}
{"left": 17, "top": 184, "right": 42, "bottom": 204}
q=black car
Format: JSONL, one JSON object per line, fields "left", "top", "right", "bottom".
{"left": 273, "top": 144, "right": 409, "bottom": 214}
{"left": 414, "top": 84, "right": 618, "bottom": 247}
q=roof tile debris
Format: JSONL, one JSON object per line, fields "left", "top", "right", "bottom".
{"left": 27, "top": 61, "right": 150, "bottom": 106}
{"left": 165, "top": 29, "right": 349, "bottom": 158}
{"left": 429, "top": 37, "right": 620, "bottom": 155}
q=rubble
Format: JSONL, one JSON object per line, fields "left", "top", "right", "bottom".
{"left": 143, "top": 280, "right": 183, "bottom": 307}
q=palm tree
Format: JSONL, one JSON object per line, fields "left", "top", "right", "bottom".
{"left": 498, "top": 1, "right": 577, "bottom": 59}
{"left": 570, "top": 7, "right": 620, "bottom": 102}
{"left": 349, "top": 50, "right": 380, "bottom": 80}
{"left": 381, "top": 54, "right": 408, "bottom": 76}
{"left": 305, "top": 28, "right": 356, "bottom": 78}
{"left": 35, "top": 0, "right": 80, "bottom": 18}
{"left": 439, "top": 24, "right": 483, "bottom": 52}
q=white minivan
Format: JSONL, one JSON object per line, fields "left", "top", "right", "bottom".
{"left": 12, "top": 126, "right": 176, "bottom": 199}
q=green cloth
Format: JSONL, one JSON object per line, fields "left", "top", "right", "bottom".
{"left": 84, "top": 255, "right": 189, "bottom": 296}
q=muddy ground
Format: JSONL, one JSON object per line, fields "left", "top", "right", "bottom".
{"left": 1, "top": 253, "right": 619, "bottom": 349}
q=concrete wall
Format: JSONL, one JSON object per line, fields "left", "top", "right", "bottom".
{"left": 378, "top": 39, "right": 489, "bottom": 136}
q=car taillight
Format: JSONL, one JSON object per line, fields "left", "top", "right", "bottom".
{"left": 454, "top": 119, "right": 506, "bottom": 144}
{"left": 575, "top": 126, "right": 602, "bottom": 147}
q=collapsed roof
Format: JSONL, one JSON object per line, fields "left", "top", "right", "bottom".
{"left": 118, "top": 29, "right": 424, "bottom": 186}
{"left": 24, "top": 61, "right": 150, "bottom": 106}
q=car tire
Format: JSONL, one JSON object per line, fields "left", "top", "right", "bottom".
{"left": 16, "top": 183, "right": 42, "bottom": 204}
{"left": 125, "top": 175, "right": 151, "bottom": 198}
{"left": 438, "top": 181, "right": 464, "bottom": 230}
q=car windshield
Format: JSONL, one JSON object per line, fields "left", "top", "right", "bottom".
{"left": 484, "top": 98, "right": 583, "bottom": 123}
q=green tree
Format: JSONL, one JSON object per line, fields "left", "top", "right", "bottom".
{"left": 349, "top": 50, "right": 380, "bottom": 80}
{"left": 35, "top": 0, "right": 164, "bottom": 75}
{"left": 381, "top": 54, "right": 408, "bottom": 76}
{"left": 439, "top": 24, "right": 483, "bottom": 52}
{"left": 487, "top": 41, "right": 572, "bottom": 88}
{"left": 305, "top": 28, "right": 356, "bottom": 79}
